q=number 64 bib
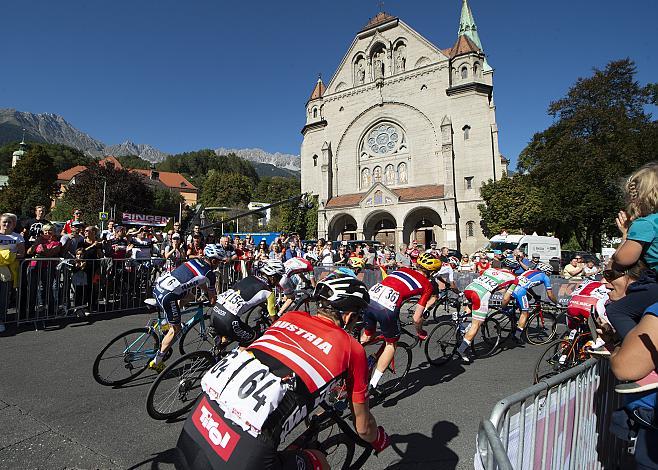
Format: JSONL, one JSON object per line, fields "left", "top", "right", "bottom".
{"left": 202, "top": 350, "right": 286, "bottom": 438}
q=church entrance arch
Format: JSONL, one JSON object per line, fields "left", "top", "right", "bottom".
{"left": 403, "top": 207, "right": 442, "bottom": 249}
{"left": 328, "top": 213, "right": 358, "bottom": 241}
{"left": 363, "top": 210, "right": 397, "bottom": 246}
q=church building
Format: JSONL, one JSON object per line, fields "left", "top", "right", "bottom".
{"left": 300, "top": 1, "right": 507, "bottom": 254}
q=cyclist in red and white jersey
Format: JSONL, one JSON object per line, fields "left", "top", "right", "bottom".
{"left": 362, "top": 253, "right": 441, "bottom": 393}
{"left": 567, "top": 279, "right": 612, "bottom": 355}
{"left": 176, "top": 275, "right": 389, "bottom": 470}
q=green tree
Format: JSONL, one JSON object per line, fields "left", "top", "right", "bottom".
{"left": 0, "top": 146, "right": 59, "bottom": 216}
{"left": 52, "top": 162, "right": 156, "bottom": 221}
{"left": 116, "top": 154, "right": 151, "bottom": 169}
{"left": 0, "top": 142, "right": 92, "bottom": 175}
{"left": 518, "top": 59, "right": 657, "bottom": 251}
{"left": 477, "top": 174, "right": 545, "bottom": 237}
{"left": 152, "top": 186, "right": 184, "bottom": 215}
{"left": 201, "top": 171, "right": 254, "bottom": 208}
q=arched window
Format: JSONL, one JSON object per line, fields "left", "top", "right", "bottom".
{"left": 473, "top": 62, "right": 480, "bottom": 77}
{"left": 463, "top": 125, "right": 471, "bottom": 140}
{"left": 313, "top": 155, "right": 318, "bottom": 167}
{"left": 313, "top": 108, "right": 318, "bottom": 118}
{"left": 461, "top": 66, "right": 468, "bottom": 79}
{"left": 466, "top": 221, "right": 475, "bottom": 238}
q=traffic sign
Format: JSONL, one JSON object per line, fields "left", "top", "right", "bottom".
{"left": 99, "top": 212, "right": 109, "bottom": 221}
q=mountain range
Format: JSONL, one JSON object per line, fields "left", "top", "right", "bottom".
{"left": 0, "top": 108, "right": 301, "bottom": 176}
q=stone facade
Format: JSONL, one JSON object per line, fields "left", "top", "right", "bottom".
{"left": 301, "top": 4, "right": 507, "bottom": 254}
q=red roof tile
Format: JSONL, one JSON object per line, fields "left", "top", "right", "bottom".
{"left": 325, "top": 184, "right": 444, "bottom": 209}
{"left": 309, "top": 79, "right": 326, "bottom": 101}
{"left": 448, "top": 35, "right": 481, "bottom": 58}
{"left": 132, "top": 169, "right": 197, "bottom": 191}
{"left": 361, "top": 12, "right": 397, "bottom": 31}
{"left": 57, "top": 165, "right": 87, "bottom": 182}
{"left": 100, "top": 156, "right": 123, "bottom": 169}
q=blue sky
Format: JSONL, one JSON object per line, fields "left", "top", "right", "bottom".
{"left": 2, "top": 0, "right": 656, "bottom": 168}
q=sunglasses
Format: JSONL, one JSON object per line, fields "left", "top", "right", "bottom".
{"left": 603, "top": 269, "right": 625, "bottom": 281}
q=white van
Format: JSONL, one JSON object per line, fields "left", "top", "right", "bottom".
{"left": 485, "top": 234, "right": 561, "bottom": 263}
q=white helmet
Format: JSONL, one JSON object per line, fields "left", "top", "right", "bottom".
{"left": 536, "top": 262, "right": 553, "bottom": 275}
{"left": 258, "top": 259, "right": 285, "bottom": 277}
{"left": 203, "top": 244, "right": 222, "bottom": 259}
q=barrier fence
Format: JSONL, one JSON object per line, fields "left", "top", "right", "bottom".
{"left": 0, "top": 260, "right": 587, "bottom": 329}
{"left": 476, "top": 359, "right": 632, "bottom": 470}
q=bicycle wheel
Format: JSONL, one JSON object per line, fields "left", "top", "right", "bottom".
{"left": 424, "top": 321, "right": 458, "bottom": 367}
{"left": 488, "top": 310, "right": 514, "bottom": 340}
{"left": 93, "top": 327, "right": 160, "bottom": 386}
{"left": 524, "top": 309, "right": 558, "bottom": 345}
{"left": 399, "top": 296, "right": 419, "bottom": 321}
{"left": 291, "top": 293, "right": 315, "bottom": 314}
{"left": 364, "top": 340, "right": 412, "bottom": 396}
{"left": 146, "top": 350, "right": 214, "bottom": 420}
{"left": 319, "top": 433, "right": 356, "bottom": 470}
{"left": 244, "top": 305, "right": 266, "bottom": 330}
{"left": 533, "top": 339, "right": 575, "bottom": 384}
{"left": 472, "top": 316, "right": 501, "bottom": 358}
{"left": 179, "top": 314, "right": 213, "bottom": 355}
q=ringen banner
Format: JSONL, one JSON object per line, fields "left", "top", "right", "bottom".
{"left": 121, "top": 213, "right": 171, "bottom": 227}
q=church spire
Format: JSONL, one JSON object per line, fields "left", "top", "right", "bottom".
{"left": 458, "top": 0, "right": 482, "bottom": 51}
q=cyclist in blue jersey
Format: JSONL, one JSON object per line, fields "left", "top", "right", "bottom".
{"left": 149, "top": 244, "right": 223, "bottom": 372}
{"left": 502, "top": 262, "right": 557, "bottom": 343}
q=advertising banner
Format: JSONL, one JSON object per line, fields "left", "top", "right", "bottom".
{"left": 121, "top": 212, "right": 170, "bottom": 227}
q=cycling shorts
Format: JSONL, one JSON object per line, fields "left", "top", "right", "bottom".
{"left": 464, "top": 289, "right": 491, "bottom": 322}
{"left": 363, "top": 301, "right": 400, "bottom": 342}
{"left": 153, "top": 286, "right": 183, "bottom": 324}
{"left": 211, "top": 304, "right": 257, "bottom": 347}
{"left": 511, "top": 289, "right": 530, "bottom": 312}
{"left": 177, "top": 394, "right": 322, "bottom": 470}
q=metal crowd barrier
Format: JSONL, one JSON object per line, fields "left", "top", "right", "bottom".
{"left": 476, "top": 359, "right": 631, "bottom": 470}
{"left": 0, "top": 258, "right": 385, "bottom": 328}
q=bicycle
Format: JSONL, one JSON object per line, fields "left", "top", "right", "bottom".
{"left": 145, "top": 306, "right": 273, "bottom": 420}
{"left": 533, "top": 317, "right": 592, "bottom": 383}
{"left": 424, "top": 308, "right": 501, "bottom": 367}
{"left": 92, "top": 300, "right": 211, "bottom": 387}
{"left": 484, "top": 300, "right": 565, "bottom": 348}
{"left": 399, "top": 290, "right": 461, "bottom": 323}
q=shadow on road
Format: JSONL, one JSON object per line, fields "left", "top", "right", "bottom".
{"left": 126, "top": 447, "right": 183, "bottom": 470}
{"left": 387, "top": 420, "right": 460, "bottom": 469}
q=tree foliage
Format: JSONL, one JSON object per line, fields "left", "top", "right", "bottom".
{"left": 0, "top": 142, "right": 92, "bottom": 175}
{"left": 478, "top": 174, "right": 544, "bottom": 237}
{"left": 116, "top": 154, "right": 151, "bottom": 169}
{"left": 480, "top": 59, "right": 657, "bottom": 251}
{"left": 0, "top": 146, "right": 59, "bottom": 216}
{"left": 201, "top": 171, "right": 254, "bottom": 208}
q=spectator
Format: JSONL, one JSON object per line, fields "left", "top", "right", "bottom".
{"left": 406, "top": 241, "right": 420, "bottom": 265}
{"left": 62, "top": 209, "right": 84, "bottom": 234}
{"left": 583, "top": 259, "right": 599, "bottom": 278}
{"left": 255, "top": 239, "right": 270, "bottom": 261}
{"left": 0, "top": 213, "right": 24, "bottom": 332}
{"left": 100, "top": 220, "right": 115, "bottom": 241}
{"left": 26, "top": 223, "right": 61, "bottom": 316}
{"left": 269, "top": 243, "right": 284, "bottom": 260}
{"left": 217, "top": 236, "right": 237, "bottom": 262}
{"left": 333, "top": 243, "right": 350, "bottom": 265}
{"left": 186, "top": 234, "right": 205, "bottom": 259}
{"left": 106, "top": 226, "right": 129, "bottom": 260}
{"left": 439, "top": 246, "right": 450, "bottom": 262}
{"left": 475, "top": 254, "right": 491, "bottom": 274}
{"left": 186, "top": 225, "right": 204, "bottom": 246}
{"left": 22, "top": 205, "right": 51, "bottom": 247}
{"left": 60, "top": 221, "right": 85, "bottom": 258}
{"left": 128, "top": 227, "right": 155, "bottom": 260}
{"left": 396, "top": 243, "right": 412, "bottom": 268}
{"left": 245, "top": 235, "right": 256, "bottom": 251}
{"left": 172, "top": 221, "right": 183, "bottom": 238}
{"left": 459, "top": 254, "right": 475, "bottom": 272}
{"left": 514, "top": 250, "right": 532, "bottom": 274}
{"left": 613, "top": 161, "right": 658, "bottom": 275}
{"left": 563, "top": 256, "right": 584, "bottom": 279}
{"left": 317, "top": 238, "right": 333, "bottom": 266}
{"left": 70, "top": 248, "right": 88, "bottom": 311}
{"left": 363, "top": 243, "right": 376, "bottom": 266}
{"left": 163, "top": 233, "right": 186, "bottom": 271}
{"left": 80, "top": 225, "right": 103, "bottom": 308}
{"left": 528, "top": 253, "right": 541, "bottom": 270}
{"left": 284, "top": 239, "right": 302, "bottom": 261}
{"left": 490, "top": 250, "right": 504, "bottom": 269}
{"left": 378, "top": 250, "right": 396, "bottom": 271}
{"left": 160, "top": 230, "right": 174, "bottom": 256}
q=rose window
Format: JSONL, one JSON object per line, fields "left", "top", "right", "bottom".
{"left": 362, "top": 123, "right": 405, "bottom": 158}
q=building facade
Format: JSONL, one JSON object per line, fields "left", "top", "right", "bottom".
{"left": 300, "top": 1, "right": 507, "bottom": 254}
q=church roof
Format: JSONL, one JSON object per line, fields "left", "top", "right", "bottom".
{"left": 447, "top": 34, "right": 481, "bottom": 58}
{"left": 308, "top": 78, "right": 326, "bottom": 101}
{"left": 325, "top": 184, "right": 445, "bottom": 208}
{"left": 360, "top": 11, "right": 397, "bottom": 32}
{"left": 458, "top": 0, "right": 483, "bottom": 51}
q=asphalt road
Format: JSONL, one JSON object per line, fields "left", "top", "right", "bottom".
{"left": 0, "top": 311, "right": 547, "bottom": 470}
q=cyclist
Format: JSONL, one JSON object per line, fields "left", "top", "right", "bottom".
{"left": 277, "top": 257, "right": 315, "bottom": 316}
{"left": 424, "top": 256, "right": 461, "bottom": 313}
{"left": 177, "top": 275, "right": 389, "bottom": 470}
{"left": 211, "top": 259, "right": 285, "bottom": 347}
{"left": 502, "top": 262, "right": 558, "bottom": 344}
{"left": 457, "top": 259, "right": 518, "bottom": 363}
{"left": 566, "top": 279, "right": 611, "bottom": 355}
{"left": 149, "top": 244, "right": 222, "bottom": 372}
{"left": 362, "top": 252, "right": 441, "bottom": 392}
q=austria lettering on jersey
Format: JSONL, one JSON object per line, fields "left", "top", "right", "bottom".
{"left": 381, "top": 267, "right": 433, "bottom": 307}
{"left": 250, "top": 311, "right": 352, "bottom": 394}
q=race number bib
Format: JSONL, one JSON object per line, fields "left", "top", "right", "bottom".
{"left": 202, "top": 350, "right": 285, "bottom": 437}
{"left": 369, "top": 283, "right": 400, "bottom": 310}
{"left": 517, "top": 276, "right": 532, "bottom": 288}
{"left": 217, "top": 290, "right": 246, "bottom": 315}
{"left": 473, "top": 275, "right": 498, "bottom": 291}
{"left": 156, "top": 274, "right": 181, "bottom": 292}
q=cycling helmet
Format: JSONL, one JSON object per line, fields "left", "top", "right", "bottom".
{"left": 448, "top": 256, "right": 460, "bottom": 267}
{"left": 258, "top": 259, "right": 285, "bottom": 277}
{"left": 325, "top": 267, "right": 357, "bottom": 279}
{"left": 347, "top": 257, "right": 366, "bottom": 270}
{"left": 203, "top": 244, "right": 222, "bottom": 259}
{"left": 313, "top": 276, "right": 370, "bottom": 311}
{"left": 501, "top": 257, "right": 519, "bottom": 270}
{"left": 416, "top": 253, "right": 442, "bottom": 271}
{"left": 536, "top": 262, "right": 553, "bottom": 275}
